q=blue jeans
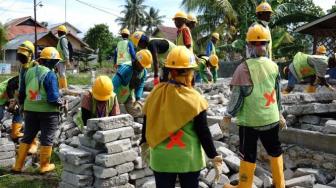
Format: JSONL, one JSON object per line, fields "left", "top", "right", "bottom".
{"left": 287, "top": 71, "right": 298, "bottom": 88}
{"left": 0, "top": 105, "right": 23, "bottom": 123}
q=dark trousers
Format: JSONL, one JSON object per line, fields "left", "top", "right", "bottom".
{"left": 154, "top": 171, "right": 200, "bottom": 188}
{"left": 21, "top": 111, "right": 59, "bottom": 146}
{"left": 239, "top": 124, "right": 283, "bottom": 163}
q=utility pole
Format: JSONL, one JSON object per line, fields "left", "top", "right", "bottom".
{"left": 34, "top": 0, "right": 37, "bottom": 58}
{"left": 65, "top": 0, "right": 67, "bottom": 23}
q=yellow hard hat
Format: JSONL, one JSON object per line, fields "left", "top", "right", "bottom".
{"left": 165, "top": 46, "right": 197, "bottom": 69}
{"left": 246, "top": 24, "right": 270, "bottom": 42}
{"left": 136, "top": 49, "right": 152, "bottom": 68}
{"left": 212, "top": 32, "right": 220, "bottom": 40}
{"left": 121, "top": 28, "right": 130, "bottom": 35}
{"left": 39, "top": 47, "right": 62, "bottom": 60}
{"left": 187, "top": 14, "right": 197, "bottom": 23}
{"left": 130, "top": 31, "right": 144, "bottom": 47}
{"left": 92, "top": 75, "right": 114, "bottom": 101}
{"left": 172, "top": 11, "right": 187, "bottom": 20}
{"left": 317, "top": 45, "right": 327, "bottom": 54}
{"left": 17, "top": 40, "right": 35, "bottom": 57}
{"left": 209, "top": 54, "right": 219, "bottom": 67}
{"left": 57, "top": 25, "right": 67, "bottom": 33}
{"left": 256, "top": 2, "right": 273, "bottom": 13}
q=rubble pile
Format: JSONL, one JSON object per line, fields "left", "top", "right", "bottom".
{"left": 0, "top": 137, "right": 16, "bottom": 168}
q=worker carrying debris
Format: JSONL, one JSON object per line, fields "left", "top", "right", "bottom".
{"left": 112, "top": 49, "right": 152, "bottom": 118}
{"left": 249, "top": 1, "right": 273, "bottom": 59}
{"left": 16, "top": 41, "right": 39, "bottom": 153}
{"left": 130, "top": 31, "right": 176, "bottom": 85}
{"left": 56, "top": 25, "right": 70, "bottom": 89}
{"left": 141, "top": 46, "right": 223, "bottom": 188}
{"left": 78, "top": 75, "right": 120, "bottom": 127}
{"left": 223, "top": 24, "right": 286, "bottom": 188}
{"left": 114, "top": 28, "right": 137, "bottom": 69}
{"left": 173, "top": 11, "right": 193, "bottom": 52}
{"left": 282, "top": 45, "right": 335, "bottom": 93}
{"left": 196, "top": 54, "right": 219, "bottom": 83}
{"left": 13, "top": 47, "right": 65, "bottom": 174}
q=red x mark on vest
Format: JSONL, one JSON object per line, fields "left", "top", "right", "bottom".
{"left": 29, "top": 90, "right": 38, "bottom": 100}
{"left": 300, "top": 67, "right": 312, "bottom": 75}
{"left": 119, "top": 52, "right": 125, "bottom": 59}
{"left": 263, "top": 89, "right": 275, "bottom": 107}
{"left": 120, "top": 88, "right": 129, "bottom": 97}
{"left": 166, "top": 130, "right": 186, "bottom": 149}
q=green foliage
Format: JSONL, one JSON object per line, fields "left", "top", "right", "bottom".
{"left": 144, "top": 7, "right": 165, "bottom": 35}
{"left": 0, "top": 22, "right": 7, "bottom": 57}
{"left": 83, "top": 24, "right": 115, "bottom": 64}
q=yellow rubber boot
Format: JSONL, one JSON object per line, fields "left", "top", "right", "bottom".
{"left": 304, "top": 85, "right": 316, "bottom": 93}
{"left": 39, "top": 146, "right": 55, "bottom": 174}
{"left": 224, "top": 160, "right": 256, "bottom": 188}
{"left": 11, "top": 123, "right": 23, "bottom": 140}
{"left": 28, "top": 138, "right": 39, "bottom": 154}
{"left": 270, "top": 155, "right": 285, "bottom": 188}
{"left": 12, "top": 143, "right": 30, "bottom": 172}
{"left": 59, "top": 77, "right": 68, "bottom": 89}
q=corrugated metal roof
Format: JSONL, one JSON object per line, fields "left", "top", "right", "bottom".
{"left": 4, "top": 32, "right": 51, "bottom": 50}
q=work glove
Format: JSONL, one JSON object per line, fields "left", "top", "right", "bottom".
{"left": 223, "top": 116, "right": 232, "bottom": 126}
{"left": 7, "top": 98, "right": 18, "bottom": 113}
{"left": 279, "top": 113, "right": 287, "bottom": 130}
{"left": 327, "top": 85, "right": 335, "bottom": 92}
{"left": 212, "top": 155, "right": 223, "bottom": 184}
{"left": 153, "top": 76, "right": 160, "bottom": 86}
{"left": 140, "top": 143, "right": 150, "bottom": 164}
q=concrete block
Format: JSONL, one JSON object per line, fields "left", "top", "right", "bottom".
{"left": 129, "top": 169, "right": 147, "bottom": 180}
{"left": 0, "top": 151, "right": 15, "bottom": 160}
{"left": 199, "top": 181, "right": 209, "bottom": 188}
{"left": 95, "top": 150, "right": 137, "bottom": 167}
{"left": 78, "top": 134, "right": 103, "bottom": 149}
{"left": 61, "top": 170, "right": 93, "bottom": 187}
{"left": 78, "top": 145, "right": 104, "bottom": 156}
{"left": 132, "top": 122, "right": 142, "bottom": 134}
{"left": 217, "top": 146, "right": 235, "bottom": 157}
{"left": 61, "top": 122, "right": 76, "bottom": 131}
{"left": 203, "top": 169, "right": 216, "bottom": 185}
{"left": 93, "top": 173, "right": 129, "bottom": 187}
{"left": 0, "top": 142, "right": 15, "bottom": 152}
{"left": 222, "top": 161, "right": 230, "bottom": 174}
{"left": 87, "top": 114, "right": 133, "bottom": 131}
{"left": 142, "top": 179, "right": 156, "bottom": 188}
{"left": 135, "top": 177, "right": 155, "bottom": 187}
{"left": 293, "top": 168, "right": 328, "bottom": 184}
{"left": 284, "top": 168, "right": 294, "bottom": 180}
{"left": 301, "top": 124, "right": 323, "bottom": 132}
{"left": 104, "top": 139, "right": 132, "bottom": 154}
{"left": 65, "top": 127, "right": 81, "bottom": 138}
{"left": 299, "top": 115, "right": 321, "bottom": 125}
{"left": 0, "top": 137, "right": 9, "bottom": 145}
{"left": 68, "top": 136, "right": 80, "bottom": 148}
{"left": 93, "top": 127, "right": 135, "bottom": 143}
{"left": 58, "top": 181, "right": 93, "bottom": 188}
{"left": 328, "top": 178, "right": 336, "bottom": 187}
{"left": 209, "top": 123, "right": 224, "bottom": 140}
{"left": 58, "top": 144, "right": 93, "bottom": 165}
{"left": 116, "top": 162, "right": 134, "bottom": 174}
{"left": 212, "top": 174, "right": 230, "bottom": 188}
{"left": 0, "top": 158, "right": 15, "bottom": 168}
{"left": 324, "top": 120, "right": 336, "bottom": 134}
{"left": 283, "top": 103, "right": 336, "bottom": 116}
{"left": 93, "top": 165, "right": 117, "bottom": 179}
{"left": 286, "top": 174, "right": 316, "bottom": 187}
{"left": 133, "top": 156, "right": 147, "bottom": 169}
{"left": 313, "top": 184, "right": 334, "bottom": 188}
{"left": 223, "top": 155, "right": 240, "bottom": 172}
{"left": 63, "top": 162, "right": 93, "bottom": 176}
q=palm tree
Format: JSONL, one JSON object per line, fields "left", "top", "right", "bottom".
{"left": 116, "top": 0, "right": 147, "bottom": 33}
{"left": 144, "top": 7, "right": 165, "bottom": 36}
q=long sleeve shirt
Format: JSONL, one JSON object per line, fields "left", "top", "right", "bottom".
{"left": 59, "top": 36, "right": 69, "bottom": 61}
{"left": 112, "top": 64, "right": 146, "bottom": 101}
{"left": 140, "top": 111, "right": 218, "bottom": 159}
{"left": 113, "top": 40, "right": 137, "bottom": 65}
{"left": 206, "top": 41, "right": 214, "bottom": 57}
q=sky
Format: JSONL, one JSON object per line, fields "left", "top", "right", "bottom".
{"left": 0, "top": 0, "right": 334, "bottom": 38}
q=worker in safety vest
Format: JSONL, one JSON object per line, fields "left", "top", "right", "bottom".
{"left": 248, "top": 1, "right": 273, "bottom": 59}
{"left": 282, "top": 45, "right": 335, "bottom": 94}
{"left": 56, "top": 25, "right": 70, "bottom": 89}
{"left": 130, "top": 31, "right": 176, "bottom": 85}
{"left": 79, "top": 75, "right": 120, "bottom": 127}
{"left": 114, "top": 28, "right": 137, "bottom": 69}
{"left": 186, "top": 13, "right": 197, "bottom": 30}
{"left": 206, "top": 33, "right": 219, "bottom": 56}
{"left": 141, "top": 46, "right": 222, "bottom": 187}
{"left": 197, "top": 54, "right": 219, "bottom": 83}
{"left": 16, "top": 41, "right": 40, "bottom": 154}
{"left": 223, "top": 24, "right": 285, "bottom": 188}
{"left": 13, "top": 47, "right": 64, "bottom": 174}
{"left": 112, "top": 49, "right": 152, "bottom": 118}
{"left": 173, "top": 11, "right": 193, "bottom": 52}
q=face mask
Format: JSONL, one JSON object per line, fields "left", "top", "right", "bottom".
{"left": 247, "top": 44, "right": 268, "bottom": 58}
{"left": 261, "top": 20, "right": 269, "bottom": 26}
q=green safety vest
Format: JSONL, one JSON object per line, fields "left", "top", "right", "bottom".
{"left": 176, "top": 26, "right": 193, "bottom": 52}
{"left": 0, "top": 78, "right": 11, "bottom": 106}
{"left": 150, "top": 122, "right": 205, "bottom": 173}
{"left": 211, "top": 67, "right": 217, "bottom": 83}
{"left": 24, "top": 65, "right": 59, "bottom": 112}
{"left": 57, "top": 36, "right": 67, "bottom": 62}
{"left": 115, "top": 70, "right": 144, "bottom": 104}
{"left": 150, "top": 38, "right": 176, "bottom": 67}
{"left": 237, "top": 57, "right": 279, "bottom": 127}
{"left": 117, "top": 40, "right": 132, "bottom": 66}
{"left": 210, "top": 42, "right": 216, "bottom": 55}
{"left": 73, "top": 93, "right": 115, "bottom": 129}
{"left": 293, "top": 52, "right": 328, "bottom": 80}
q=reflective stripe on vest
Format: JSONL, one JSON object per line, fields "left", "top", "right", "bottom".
{"left": 0, "top": 78, "right": 10, "bottom": 105}
{"left": 150, "top": 122, "right": 205, "bottom": 173}
{"left": 117, "top": 40, "right": 132, "bottom": 66}
{"left": 24, "top": 65, "right": 59, "bottom": 112}
{"left": 237, "top": 57, "right": 279, "bottom": 127}
{"left": 211, "top": 42, "right": 216, "bottom": 55}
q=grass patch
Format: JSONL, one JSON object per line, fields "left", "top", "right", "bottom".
{"left": 0, "top": 73, "right": 18, "bottom": 82}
